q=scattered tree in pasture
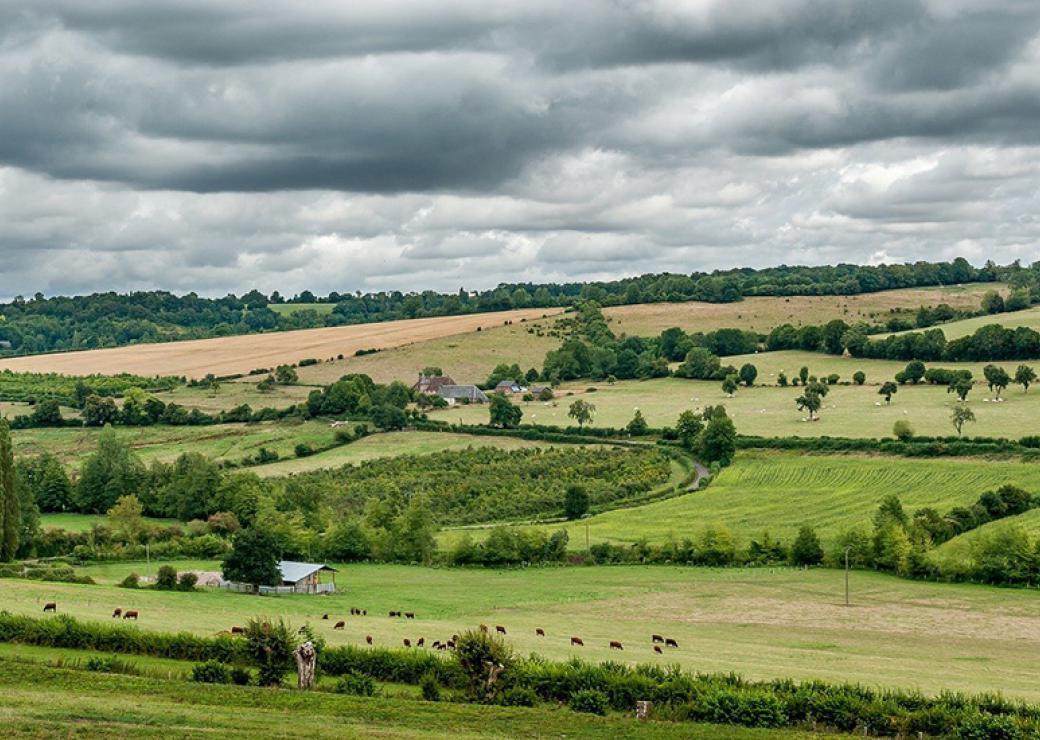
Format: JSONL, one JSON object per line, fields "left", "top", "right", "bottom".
{"left": 790, "top": 525, "right": 824, "bottom": 566}
{"left": 222, "top": 527, "right": 281, "bottom": 593}
{"left": 948, "top": 377, "right": 973, "bottom": 402}
{"left": 903, "top": 360, "right": 926, "bottom": 385}
{"left": 675, "top": 410, "right": 704, "bottom": 450}
{"left": 537, "top": 386, "right": 554, "bottom": 402}
{"left": 1015, "top": 364, "right": 1037, "bottom": 393}
{"left": 738, "top": 363, "right": 757, "bottom": 387}
{"left": 796, "top": 388, "right": 822, "bottom": 421}
{"left": 626, "top": 410, "right": 649, "bottom": 436}
{"left": 983, "top": 364, "right": 1010, "bottom": 399}
{"left": 30, "top": 399, "right": 63, "bottom": 426}
{"left": 777, "top": 371, "right": 788, "bottom": 387}
{"left": 0, "top": 420, "right": 19, "bottom": 561}
{"left": 852, "top": 370, "right": 866, "bottom": 385}
{"left": 950, "top": 405, "right": 976, "bottom": 436}
{"left": 568, "top": 399, "right": 596, "bottom": 428}
{"left": 564, "top": 485, "right": 590, "bottom": 520}
{"left": 878, "top": 381, "right": 898, "bottom": 405}
{"left": 981, "top": 289, "right": 1005, "bottom": 314}
{"left": 107, "top": 494, "right": 145, "bottom": 544}
{"left": 82, "top": 395, "right": 119, "bottom": 427}
{"left": 892, "top": 420, "right": 914, "bottom": 442}
{"left": 721, "top": 374, "right": 739, "bottom": 396}
{"left": 274, "top": 365, "right": 298, "bottom": 384}
{"left": 488, "top": 395, "right": 522, "bottom": 428}
{"left": 798, "top": 366, "right": 809, "bottom": 385}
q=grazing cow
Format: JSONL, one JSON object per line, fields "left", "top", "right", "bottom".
{"left": 231, "top": 626, "right": 245, "bottom": 635}
{"left": 322, "top": 613, "right": 329, "bottom": 620}
{"left": 665, "top": 638, "right": 678, "bottom": 648}
{"left": 452, "top": 634, "right": 459, "bottom": 642}
{"left": 446, "top": 640, "right": 456, "bottom": 649}
{"left": 362, "top": 609, "right": 367, "bottom": 616}
{"left": 42, "top": 602, "right": 56, "bottom": 613}
{"left": 112, "top": 608, "right": 122, "bottom": 618}
{"left": 365, "top": 635, "right": 373, "bottom": 645}
{"left": 609, "top": 640, "right": 623, "bottom": 650}
{"left": 417, "top": 637, "right": 424, "bottom": 647}
{"left": 479, "top": 624, "right": 489, "bottom": 633}
{"left": 437, "top": 643, "right": 446, "bottom": 651}
{"left": 123, "top": 610, "right": 139, "bottom": 620}
{"left": 334, "top": 621, "right": 345, "bottom": 630}
{"left": 570, "top": 636, "right": 584, "bottom": 646}
{"left": 535, "top": 628, "right": 545, "bottom": 637}
{"left": 389, "top": 610, "right": 400, "bottom": 618}
{"left": 298, "top": 627, "right": 308, "bottom": 635}
{"left": 651, "top": 634, "right": 664, "bottom": 644}
{"left": 654, "top": 645, "right": 663, "bottom": 655}
{"left": 405, "top": 612, "right": 415, "bottom": 620}
{"left": 403, "top": 639, "right": 411, "bottom": 647}
{"left": 432, "top": 641, "right": 441, "bottom": 649}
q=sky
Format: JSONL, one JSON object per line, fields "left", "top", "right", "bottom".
{"left": 1, "top": 0, "right": 1039, "bottom": 299}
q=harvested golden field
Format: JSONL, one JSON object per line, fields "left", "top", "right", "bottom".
{"left": 0, "top": 308, "right": 561, "bottom": 380}
{"left": 603, "top": 284, "right": 1005, "bottom": 336}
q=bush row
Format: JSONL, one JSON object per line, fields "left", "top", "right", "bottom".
{"left": 737, "top": 434, "right": 1040, "bottom": 459}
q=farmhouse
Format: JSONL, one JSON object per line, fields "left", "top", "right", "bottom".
{"left": 413, "top": 374, "right": 456, "bottom": 395}
{"left": 494, "top": 380, "right": 523, "bottom": 395}
{"left": 438, "top": 384, "right": 489, "bottom": 405}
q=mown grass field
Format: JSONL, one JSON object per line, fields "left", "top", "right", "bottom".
{"left": 37, "top": 513, "right": 177, "bottom": 532}
{"left": 154, "top": 380, "right": 318, "bottom": 414}
{"left": 0, "top": 660, "right": 789, "bottom": 739}
{"left": 429, "top": 375, "right": 1040, "bottom": 438}
{"left": 266, "top": 302, "right": 336, "bottom": 316}
{"left": 5, "top": 562, "right": 1040, "bottom": 701}
{"left": 602, "top": 284, "right": 1005, "bottom": 337}
{"left": 445, "top": 450, "right": 1040, "bottom": 547}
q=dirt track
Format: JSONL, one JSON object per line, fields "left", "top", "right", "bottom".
{"left": 0, "top": 308, "right": 561, "bottom": 380}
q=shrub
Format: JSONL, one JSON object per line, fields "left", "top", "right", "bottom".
{"left": 570, "top": 688, "right": 609, "bottom": 715}
{"left": 230, "top": 666, "right": 252, "bottom": 686}
{"left": 893, "top": 420, "right": 914, "bottom": 442}
{"left": 119, "top": 572, "right": 140, "bottom": 589}
{"left": 294, "top": 443, "right": 314, "bottom": 458}
{"left": 335, "top": 672, "right": 377, "bottom": 697}
{"left": 177, "top": 572, "right": 198, "bottom": 592}
{"left": 192, "top": 660, "right": 232, "bottom": 684}
{"left": 455, "top": 630, "right": 514, "bottom": 701}
{"left": 155, "top": 565, "right": 177, "bottom": 590}
{"left": 501, "top": 686, "right": 537, "bottom": 707}
{"left": 420, "top": 671, "right": 441, "bottom": 701}
{"left": 244, "top": 618, "right": 296, "bottom": 687}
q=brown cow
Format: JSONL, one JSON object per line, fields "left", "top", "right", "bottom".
{"left": 231, "top": 626, "right": 245, "bottom": 635}
{"left": 112, "top": 608, "right": 122, "bottom": 618}
{"left": 446, "top": 640, "right": 456, "bottom": 649}
{"left": 535, "top": 628, "right": 545, "bottom": 637}
{"left": 297, "top": 626, "right": 308, "bottom": 635}
{"left": 123, "top": 610, "right": 139, "bottom": 620}
{"left": 665, "top": 638, "right": 678, "bottom": 648}
{"left": 42, "top": 602, "right": 56, "bottom": 613}
{"left": 651, "top": 634, "right": 664, "bottom": 644}
{"left": 322, "top": 613, "right": 329, "bottom": 620}
{"left": 570, "top": 636, "right": 584, "bottom": 646}
{"left": 405, "top": 612, "right": 415, "bottom": 619}
{"left": 333, "top": 621, "right": 345, "bottom": 630}
{"left": 654, "top": 645, "right": 663, "bottom": 655}
{"left": 495, "top": 625, "right": 506, "bottom": 635}
{"left": 479, "top": 624, "right": 489, "bottom": 633}
{"left": 609, "top": 640, "right": 623, "bottom": 650}
{"left": 417, "top": 637, "right": 425, "bottom": 647}
{"left": 403, "top": 638, "right": 411, "bottom": 647}
{"left": 365, "top": 635, "right": 373, "bottom": 645}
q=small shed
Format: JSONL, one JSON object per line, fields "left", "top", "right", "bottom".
{"left": 494, "top": 380, "right": 522, "bottom": 395}
{"left": 276, "top": 561, "right": 337, "bottom": 594}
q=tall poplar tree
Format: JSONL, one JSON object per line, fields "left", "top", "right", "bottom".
{"left": 0, "top": 419, "right": 20, "bottom": 561}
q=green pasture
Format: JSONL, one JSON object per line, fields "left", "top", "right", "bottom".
{"left": 885, "top": 304, "right": 1040, "bottom": 340}
{"left": 38, "top": 513, "right": 177, "bottom": 533}
{"left": 266, "top": 303, "right": 336, "bottom": 316}
{"left": 11, "top": 419, "right": 341, "bottom": 468}
{"left": 428, "top": 374, "right": 1040, "bottom": 438}
{"left": 248, "top": 431, "right": 552, "bottom": 477}
{"left": 5, "top": 562, "right": 1040, "bottom": 700}
{"left": 444, "top": 450, "right": 1040, "bottom": 547}
{"left": 0, "top": 660, "right": 774, "bottom": 739}
{"left": 933, "top": 507, "right": 1040, "bottom": 568}
{"left": 154, "top": 379, "right": 317, "bottom": 414}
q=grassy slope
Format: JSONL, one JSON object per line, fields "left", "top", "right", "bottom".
{"left": 248, "top": 431, "right": 551, "bottom": 477}
{"left": 883, "top": 304, "right": 1040, "bottom": 340}
{"left": 154, "top": 380, "right": 318, "bottom": 414}
{"left": 445, "top": 450, "right": 1040, "bottom": 547}
{"left": 602, "top": 284, "right": 1005, "bottom": 337}
{"left": 6, "top": 562, "right": 1040, "bottom": 700}
{"left": 429, "top": 376, "right": 1040, "bottom": 438}
{"left": 38, "top": 513, "right": 176, "bottom": 532}
{"left": 266, "top": 302, "right": 336, "bottom": 316}
{"left": 0, "top": 660, "right": 794, "bottom": 740}
{"left": 933, "top": 507, "right": 1040, "bottom": 567}
{"left": 296, "top": 318, "right": 560, "bottom": 387}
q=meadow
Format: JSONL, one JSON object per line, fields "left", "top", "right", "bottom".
{"left": 37, "top": 513, "right": 177, "bottom": 532}
{"left": 0, "top": 307, "right": 560, "bottom": 380}
{"left": 601, "top": 284, "right": 1005, "bottom": 337}
{"left": 444, "top": 450, "right": 1040, "bottom": 546}
{"left": 4, "top": 562, "right": 1040, "bottom": 701}
{"left": 266, "top": 302, "right": 336, "bottom": 316}
{"left": 884, "top": 303, "right": 1040, "bottom": 340}
{"left": 429, "top": 375, "right": 1040, "bottom": 438}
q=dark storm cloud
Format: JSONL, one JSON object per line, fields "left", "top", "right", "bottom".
{"left": 0, "top": 0, "right": 1039, "bottom": 298}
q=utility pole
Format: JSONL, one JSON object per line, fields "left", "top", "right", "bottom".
{"left": 844, "top": 545, "right": 852, "bottom": 607}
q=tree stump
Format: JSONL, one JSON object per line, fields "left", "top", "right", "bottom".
{"left": 294, "top": 641, "right": 317, "bottom": 689}
{"left": 635, "top": 700, "right": 652, "bottom": 721}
